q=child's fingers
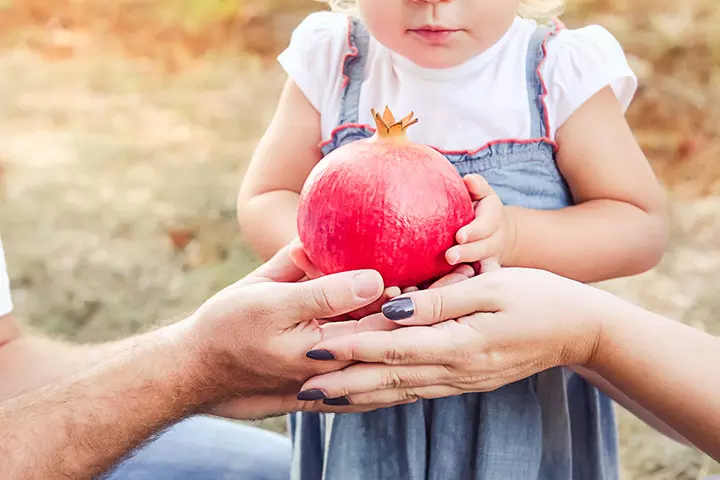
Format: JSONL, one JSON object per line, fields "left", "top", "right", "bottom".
{"left": 428, "top": 265, "right": 475, "bottom": 289}
{"left": 480, "top": 259, "right": 501, "bottom": 273}
{"left": 446, "top": 239, "right": 499, "bottom": 266}
{"left": 456, "top": 196, "right": 503, "bottom": 245}
{"left": 463, "top": 174, "right": 495, "bottom": 202}
{"left": 289, "top": 243, "right": 325, "bottom": 279}
{"left": 456, "top": 214, "right": 498, "bottom": 244}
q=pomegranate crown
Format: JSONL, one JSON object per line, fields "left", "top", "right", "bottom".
{"left": 370, "top": 106, "right": 419, "bottom": 139}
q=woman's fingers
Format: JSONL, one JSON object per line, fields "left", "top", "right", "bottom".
{"left": 308, "top": 320, "right": 474, "bottom": 364}
{"left": 299, "top": 362, "right": 456, "bottom": 399}
{"left": 302, "top": 397, "right": 418, "bottom": 414}
{"left": 319, "top": 313, "right": 399, "bottom": 340}
{"left": 379, "top": 275, "right": 504, "bottom": 326}
{"left": 342, "top": 385, "right": 464, "bottom": 406}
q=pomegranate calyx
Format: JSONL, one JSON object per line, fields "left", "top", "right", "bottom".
{"left": 371, "top": 106, "right": 418, "bottom": 140}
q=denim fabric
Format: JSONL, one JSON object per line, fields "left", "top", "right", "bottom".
{"left": 293, "top": 19, "right": 619, "bottom": 480}
{"left": 107, "top": 416, "right": 291, "bottom": 480}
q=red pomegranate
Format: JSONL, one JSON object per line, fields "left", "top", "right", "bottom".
{"left": 297, "top": 107, "right": 475, "bottom": 288}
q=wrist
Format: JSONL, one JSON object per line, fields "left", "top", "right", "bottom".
{"left": 575, "top": 289, "right": 633, "bottom": 371}
{"left": 500, "top": 206, "right": 519, "bottom": 265}
{"left": 164, "top": 319, "right": 240, "bottom": 407}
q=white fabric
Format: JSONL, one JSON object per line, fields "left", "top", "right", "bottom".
{"left": 277, "top": 11, "right": 638, "bottom": 147}
{"left": 0, "top": 238, "right": 12, "bottom": 316}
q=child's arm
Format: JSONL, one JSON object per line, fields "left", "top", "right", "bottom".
{"left": 237, "top": 78, "right": 323, "bottom": 260}
{"left": 507, "top": 86, "right": 668, "bottom": 281}
{"left": 449, "top": 86, "right": 668, "bottom": 283}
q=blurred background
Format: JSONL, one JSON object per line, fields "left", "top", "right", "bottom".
{"left": 0, "top": 0, "right": 718, "bottom": 477}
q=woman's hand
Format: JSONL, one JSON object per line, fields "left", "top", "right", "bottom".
{"left": 298, "top": 268, "right": 612, "bottom": 405}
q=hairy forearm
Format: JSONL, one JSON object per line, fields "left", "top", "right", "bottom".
{"left": 505, "top": 200, "right": 667, "bottom": 283}
{"left": 0, "top": 322, "right": 217, "bottom": 479}
{"left": 237, "top": 190, "right": 300, "bottom": 260}
{"left": 0, "top": 331, "right": 143, "bottom": 401}
{"left": 587, "top": 300, "right": 720, "bottom": 461}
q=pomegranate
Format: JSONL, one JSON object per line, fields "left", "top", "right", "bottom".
{"left": 297, "top": 107, "right": 474, "bottom": 288}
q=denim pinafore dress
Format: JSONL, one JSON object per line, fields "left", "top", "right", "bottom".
{"left": 289, "top": 19, "right": 619, "bottom": 480}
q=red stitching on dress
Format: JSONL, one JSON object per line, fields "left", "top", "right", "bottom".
{"left": 318, "top": 124, "right": 556, "bottom": 153}
{"left": 319, "top": 123, "right": 373, "bottom": 149}
{"left": 340, "top": 17, "right": 359, "bottom": 90}
{"left": 320, "top": 23, "right": 562, "bottom": 153}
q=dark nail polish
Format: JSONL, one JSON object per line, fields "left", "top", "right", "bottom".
{"left": 306, "top": 350, "right": 336, "bottom": 361}
{"left": 382, "top": 297, "right": 415, "bottom": 321}
{"left": 297, "top": 389, "right": 327, "bottom": 401}
{"left": 323, "top": 396, "right": 351, "bottom": 406}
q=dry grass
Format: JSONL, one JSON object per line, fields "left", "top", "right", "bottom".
{"left": 0, "top": 0, "right": 718, "bottom": 478}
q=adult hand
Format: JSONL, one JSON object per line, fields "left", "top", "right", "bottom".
{"left": 289, "top": 242, "right": 402, "bottom": 321}
{"left": 291, "top": 242, "right": 477, "bottom": 312}
{"left": 297, "top": 267, "right": 610, "bottom": 405}
{"left": 186, "top": 241, "right": 415, "bottom": 419}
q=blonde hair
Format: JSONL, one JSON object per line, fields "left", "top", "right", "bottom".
{"left": 320, "top": 0, "right": 565, "bottom": 22}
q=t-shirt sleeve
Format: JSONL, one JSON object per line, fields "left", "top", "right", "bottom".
{"left": 0, "top": 238, "right": 13, "bottom": 317}
{"left": 277, "top": 11, "right": 352, "bottom": 113}
{"left": 541, "top": 25, "right": 638, "bottom": 138}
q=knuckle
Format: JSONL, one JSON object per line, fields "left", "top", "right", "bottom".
{"left": 383, "top": 369, "right": 404, "bottom": 389}
{"left": 383, "top": 347, "right": 407, "bottom": 365}
{"left": 402, "top": 389, "right": 421, "bottom": 401}
{"left": 311, "top": 285, "right": 335, "bottom": 314}
{"left": 430, "top": 291, "right": 445, "bottom": 322}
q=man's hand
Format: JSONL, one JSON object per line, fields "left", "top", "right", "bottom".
{"left": 287, "top": 241, "right": 402, "bottom": 320}
{"left": 185, "top": 240, "right": 416, "bottom": 419}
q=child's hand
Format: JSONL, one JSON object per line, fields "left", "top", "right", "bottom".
{"left": 446, "top": 174, "right": 515, "bottom": 268}
{"left": 289, "top": 241, "right": 401, "bottom": 321}
{"left": 400, "top": 264, "right": 477, "bottom": 294}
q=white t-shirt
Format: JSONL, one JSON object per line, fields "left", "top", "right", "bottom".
{"left": 278, "top": 12, "right": 637, "bottom": 148}
{"left": 0, "top": 238, "right": 12, "bottom": 317}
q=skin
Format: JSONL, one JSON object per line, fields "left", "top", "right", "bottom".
{"left": 301, "top": 268, "right": 720, "bottom": 459}
{"left": 239, "top": 2, "right": 667, "bottom": 286}
{"left": 0, "top": 243, "right": 414, "bottom": 479}
{"left": 292, "top": 247, "right": 689, "bottom": 444}
{"left": 357, "top": 0, "right": 520, "bottom": 69}
{"left": 237, "top": 0, "right": 671, "bottom": 448}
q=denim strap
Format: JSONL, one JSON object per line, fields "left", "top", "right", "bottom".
{"left": 525, "top": 26, "right": 558, "bottom": 139}
{"left": 338, "top": 18, "right": 371, "bottom": 125}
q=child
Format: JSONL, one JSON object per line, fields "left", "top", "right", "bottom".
{"left": 237, "top": 0, "right": 668, "bottom": 478}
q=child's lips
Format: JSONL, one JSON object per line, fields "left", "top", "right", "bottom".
{"left": 409, "top": 27, "right": 460, "bottom": 44}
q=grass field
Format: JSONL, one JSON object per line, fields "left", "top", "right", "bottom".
{"left": 1, "top": 1, "right": 719, "bottom": 478}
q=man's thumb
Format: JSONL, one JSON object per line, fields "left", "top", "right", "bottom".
{"left": 288, "top": 270, "right": 384, "bottom": 320}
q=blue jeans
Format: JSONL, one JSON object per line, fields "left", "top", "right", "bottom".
{"left": 106, "top": 415, "right": 290, "bottom": 480}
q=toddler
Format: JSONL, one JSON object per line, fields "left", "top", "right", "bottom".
{"left": 238, "top": 0, "right": 668, "bottom": 478}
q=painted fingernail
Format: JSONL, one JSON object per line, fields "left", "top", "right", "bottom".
{"left": 297, "top": 389, "right": 327, "bottom": 401}
{"left": 352, "top": 271, "right": 382, "bottom": 299}
{"left": 382, "top": 297, "right": 415, "bottom": 321}
{"left": 306, "top": 349, "right": 336, "bottom": 361}
{"left": 323, "top": 396, "right": 351, "bottom": 406}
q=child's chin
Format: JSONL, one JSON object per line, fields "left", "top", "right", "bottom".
{"left": 402, "top": 48, "right": 474, "bottom": 70}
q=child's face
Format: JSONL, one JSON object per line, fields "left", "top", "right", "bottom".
{"left": 358, "top": 0, "right": 519, "bottom": 69}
